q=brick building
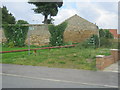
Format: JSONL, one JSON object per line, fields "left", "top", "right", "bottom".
{"left": 106, "top": 29, "right": 120, "bottom": 39}
{"left": 1, "top": 14, "right": 99, "bottom": 46}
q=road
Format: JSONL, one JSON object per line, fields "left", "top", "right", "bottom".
{"left": 1, "top": 64, "right": 119, "bottom": 88}
{"left": 2, "top": 74, "right": 109, "bottom": 88}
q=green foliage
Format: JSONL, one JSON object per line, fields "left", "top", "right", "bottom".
{"left": 107, "top": 39, "right": 119, "bottom": 49}
{"left": 104, "top": 30, "right": 114, "bottom": 39}
{"left": 48, "top": 61, "right": 55, "bottom": 64}
{"left": 47, "top": 18, "right": 54, "bottom": 24}
{"left": 48, "top": 22, "right": 67, "bottom": 46}
{"left": 88, "top": 35, "right": 99, "bottom": 48}
{"left": 8, "top": 41, "right": 15, "bottom": 48}
{"left": 66, "top": 41, "right": 73, "bottom": 45}
{"left": 28, "top": 1, "right": 63, "bottom": 24}
{"left": 2, "top": 46, "right": 110, "bottom": 70}
{"left": 100, "top": 38, "right": 112, "bottom": 48}
{"left": 99, "top": 29, "right": 114, "bottom": 39}
{"left": 76, "top": 34, "right": 99, "bottom": 49}
{"left": 76, "top": 29, "right": 114, "bottom": 49}
{"left": 76, "top": 40, "right": 91, "bottom": 49}
{"left": 3, "top": 20, "right": 29, "bottom": 47}
{"left": 99, "top": 29, "right": 105, "bottom": 37}
{"left": 58, "top": 61, "right": 66, "bottom": 64}
{"left": 17, "top": 20, "right": 28, "bottom": 24}
{"left": 99, "top": 29, "right": 114, "bottom": 48}
{"left": 2, "top": 6, "right": 16, "bottom": 24}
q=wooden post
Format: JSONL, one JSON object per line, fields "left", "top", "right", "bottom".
{"left": 33, "top": 50, "right": 37, "bottom": 56}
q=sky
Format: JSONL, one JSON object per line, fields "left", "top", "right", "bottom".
{"left": 1, "top": 0, "right": 119, "bottom": 32}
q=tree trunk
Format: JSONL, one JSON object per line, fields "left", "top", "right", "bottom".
{"left": 43, "top": 15, "right": 48, "bottom": 24}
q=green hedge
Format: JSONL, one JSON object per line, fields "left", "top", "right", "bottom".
{"left": 3, "top": 20, "right": 29, "bottom": 47}
{"left": 48, "top": 22, "right": 67, "bottom": 46}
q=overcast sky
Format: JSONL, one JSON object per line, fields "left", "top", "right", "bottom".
{"left": 1, "top": 0, "right": 119, "bottom": 30}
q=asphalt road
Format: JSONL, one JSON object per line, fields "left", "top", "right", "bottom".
{"left": 2, "top": 74, "right": 109, "bottom": 88}
{"left": 1, "top": 64, "right": 119, "bottom": 88}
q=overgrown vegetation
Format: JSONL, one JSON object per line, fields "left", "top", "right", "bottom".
{"left": 99, "top": 29, "right": 113, "bottom": 39}
{"left": 99, "top": 29, "right": 114, "bottom": 48}
{"left": 2, "top": 47, "right": 111, "bottom": 70}
{"left": 76, "top": 29, "right": 115, "bottom": 49}
{"left": 48, "top": 22, "right": 67, "bottom": 46}
{"left": 76, "top": 34, "right": 99, "bottom": 49}
{"left": 3, "top": 20, "right": 29, "bottom": 47}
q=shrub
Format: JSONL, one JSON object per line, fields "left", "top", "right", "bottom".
{"left": 104, "top": 30, "right": 114, "bottom": 39}
{"left": 8, "top": 41, "right": 15, "bottom": 48}
{"left": 100, "top": 38, "right": 112, "bottom": 48}
{"left": 76, "top": 40, "right": 91, "bottom": 49}
{"left": 3, "top": 20, "right": 29, "bottom": 47}
{"left": 99, "top": 29, "right": 105, "bottom": 37}
{"left": 88, "top": 34, "right": 99, "bottom": 48}
{"left": 99, "top": 29, "right": 114, "bottom": 39}
{"left": 48, "top": 22, "right": 67, "bottom": 46}
{"left": 99, "top": 29, "right": 114, "bottom": 48}
{"left": 109, "top": 39, "right": 119, "bottom": 49}
{"left": 76, "top": 34, "right": 99, "bottom": 49}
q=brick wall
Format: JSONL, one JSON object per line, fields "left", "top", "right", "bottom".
{"left": 64, "top": 14, "right": 99, "bottom": 43}
{"left": 1, "top": 24, "right": 98, "bottom": 46}
{"left": 0, "top": 15, "right": 99, "bottom": 46}
{"left": 64, "top": 30, "right": 97, "bottom": 43}
{"left": 96, "top": 49, "right": 120, "bottom": 70}
{"left": 25, "top": 24, "right": 50, "bottom": 46}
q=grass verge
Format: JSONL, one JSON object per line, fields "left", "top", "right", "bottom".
{"left": 1, "top": 46, "right": 111, "bottom": 70}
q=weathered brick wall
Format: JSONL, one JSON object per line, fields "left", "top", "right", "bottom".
{"left": 0, "top": 15, "right": 99, "bottom": 46}
{"left": 0, "top": 29, "right": 6, "bottom": 43}
{"left": 96, "top": 49, "right": 120, "bottom": 70}
{"left": 0, "top": 24, "right": 98, "bottom": 46}
{"left": 64, "top": 14, "right": 99, "bottom": 43}
{"left": 96, "top": 55, "right": 114, "bottom": 70}
{"left": 64, "top": 30, "right": 97, "bottom": 43}
{"left": 0, "top": 25, "right": 50, "bottom": 46}
{"left": 25, "top": 24, "right": 50, "bottom": 46}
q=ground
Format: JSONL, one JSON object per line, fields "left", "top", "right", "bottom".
{"left": 1, "top": 64, "right": 118, "bottom": 88}
{"left": 1, "top": 46, "right": 119, "bottom": 88}
{"left": 103, "top": 61, "right": 119, "bottom": 73}
{"left": 1, "top": 47, "right": 111, "bottom": 70}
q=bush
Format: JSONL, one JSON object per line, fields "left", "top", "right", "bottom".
{"left": 109, "top": 39, "right": 119, "bottom": 49}
{"left": 104, "top": 30, "right": 114, "bottom": 39}
{"left": 88, "top": 34, "right": 99, "bottom": 48}
{"left": 99, "top": 29, "right": 114, "bottom": 39}
{"left": 8, "top": 41, "right": 15, "bottom": 48}
{"left": 48, "top": 22, "right": 67, "bottom": 46}
{"left": 99, "top": 29, "right": 105, "bottom": 37}
{"left": 98, "top": 29, "right": 114, "bottom": 48}
{"left": 3, "top": 20, "right": 29, "bottom": 47}
{"left": 100, "top": 38, "right": 112, "bottom": 48}
{"left": 76, "top": 34, "right": 99, "bottom": 49}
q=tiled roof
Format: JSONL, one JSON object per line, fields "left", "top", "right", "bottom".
{"left": 107, "top": 29, "right": 119, "bottom": 39}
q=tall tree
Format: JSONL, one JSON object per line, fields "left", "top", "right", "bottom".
{"left": 2, "top": 6, "right": 16, "bottom": 24}
{"left": 28, "top": 1, "right": 63, "bottom": 24}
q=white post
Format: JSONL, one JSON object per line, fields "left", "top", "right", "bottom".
{"left": 28, "top": 27, "right": 31, "bottom": 55}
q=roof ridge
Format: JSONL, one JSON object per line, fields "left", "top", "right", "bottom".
{"left": 63, "top": 14, "right": 96, "bottom": 26}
